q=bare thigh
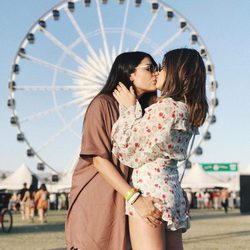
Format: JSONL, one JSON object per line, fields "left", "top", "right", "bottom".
{"left": 165, "top": 229, "right": 183, "bottom": 250}
{"left": 129, "top": 216, "right": 166, "bottom": 250}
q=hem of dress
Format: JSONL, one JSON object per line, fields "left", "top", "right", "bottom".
{"left": 161, "top": 213, "right": 190, "bottom": 233}
{"left": 125, "top": 211, "right": 190, "bottom": 233}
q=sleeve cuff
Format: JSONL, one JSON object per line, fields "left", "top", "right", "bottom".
{"left": 119, "top": 100, "right": 142, "bottom": 120}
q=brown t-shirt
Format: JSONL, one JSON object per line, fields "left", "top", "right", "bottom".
{"left": 65, "top": 94, "right": 131, "bottom": 250}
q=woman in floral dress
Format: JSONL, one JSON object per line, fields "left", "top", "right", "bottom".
{"left": 112, "top": 48, "right": 208, "bottom": 250}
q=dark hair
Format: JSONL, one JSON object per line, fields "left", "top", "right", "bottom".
{"left": 40, "top": 183, "right": 47, "bottom": 191}
{"left": 84, "top": 52, "right": 157, "bottom": 118}
{"left": 161, "top": 48, "right": 208, "bottom": 127}
{"left": 99, "top": 51, "right": 157, "bottom": 96}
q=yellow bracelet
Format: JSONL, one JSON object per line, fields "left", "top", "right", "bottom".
{"left": 125, "top": 188, "right": 137, "bottom": 201}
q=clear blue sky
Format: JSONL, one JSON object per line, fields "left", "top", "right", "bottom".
{"left": 0, "top": 0, "right": 249, "bottom": 173}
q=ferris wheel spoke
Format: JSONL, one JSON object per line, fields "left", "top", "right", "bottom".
{"left": 15, "top": 85, "right": 83, "bottom": 91}
{"left": 40, "top": 27, "right": 88, "bottom": 68}
{"left": 95, "top": 0, "right": 112, "bottom": 68}
{"left": 75, "top": 71, "right": 106, "bottom": 85}
{"left": 41, "top": 28, "right": 108, "bottom": 81}
{"left": 20, "top": 98, "right": 83, "bottom": 124}
{"left": 36, "top": 111, "right": 84, "bottom": 153}
{"left": 84, "top": 54, "right": 109, "bottom": 79}
{"left": 65, "top": 8, "right": 99, "bottom": 63}
{"left": 22, "top": 53, "right": 83, "bottom": 78}
{"left": 118, "top": 0, "right": 130, "bottom": 54}
{"left": 152, "top": 29, "right": 185, "bottom": 56}
{"left": 134, "top": 6, "right": 162, "bottom": 51}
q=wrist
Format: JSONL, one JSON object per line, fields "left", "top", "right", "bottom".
{"left": 128, "top": 191, "right": 141, "bottom": 205}
{"left": 124, "top": 188, "right": 141, "bottom": 204}
{"left": 130, "top": 192, "right": 141, "bottom": 205}
{"left": 124, "top": 188, "right": 137, "bottom": 201}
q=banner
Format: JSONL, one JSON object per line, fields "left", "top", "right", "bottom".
{"left": 201, "top": 163, "right": 238, "bottom": 172}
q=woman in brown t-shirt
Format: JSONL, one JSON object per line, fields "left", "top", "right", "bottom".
{"left": 65, "top": 52, "right": 163, "bottom": 250}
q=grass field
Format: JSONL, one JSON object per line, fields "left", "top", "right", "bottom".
{"left": 0, "top": 209, "right": 249, "bottom": 250}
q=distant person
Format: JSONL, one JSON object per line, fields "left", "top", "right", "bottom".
{"left": 213, "top": 190, "right": 220, "bottom": 210}
{"left": 204, "top": 191, "right": 210, "bottom": 209}
{"left": 196, "top": 191, "right": 204, "bottom": 209}
{"left": 58, "top": 193, "right": 66, "bottom": 210}
{"left": 18, "top": 182, "right": 28, "bottom": 220}
{"left": 22, "top": 189, "right": 35, "bottom": 222}
{"left": 184, "top": 189, "right": 192, "bottom": 207}
{"left": 208, "top": 191, "right": 214, "bottom": 209}
{"left": 221, "top": 188, "right": 229, "bottom": 214}
{"left": 35, "top": 183, "right": 49, "bottom": 223}
{"left": 49, "top": 193, "right": 57, "bottom": 210}
{"left": 8, "top": 192, "right": 19, "bottom": 212}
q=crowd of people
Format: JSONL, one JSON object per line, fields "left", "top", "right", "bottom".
{"left": 8, "top": 183, "right": 68, "bottom": 224}
{"left": 185, "top": 188, "right": 240, "bottom": 213}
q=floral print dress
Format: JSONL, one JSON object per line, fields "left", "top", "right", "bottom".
{"left": 111, "top": 97, "right": 194, "bottom": 232}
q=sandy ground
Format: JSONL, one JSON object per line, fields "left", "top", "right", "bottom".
{"left": 0, "top": 209, "right": 249, "bottom": 250}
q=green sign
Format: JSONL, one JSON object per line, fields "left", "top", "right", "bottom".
{"left": 201, "top": 163, "right": 238, "bottom": 172}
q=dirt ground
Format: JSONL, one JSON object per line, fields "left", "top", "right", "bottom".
{"left": 0, "top": 209, "right": 249, "bottom": 250}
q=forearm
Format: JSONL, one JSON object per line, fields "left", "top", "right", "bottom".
{"left": 93, "top": 156, "right": 163, "bottom": 227}
{"left": 93, "top": 156, "right": 132, "bottom": 198}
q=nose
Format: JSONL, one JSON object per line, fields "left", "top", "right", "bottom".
{"left": 154, "top": 71, "right": 159, "bottom": 76}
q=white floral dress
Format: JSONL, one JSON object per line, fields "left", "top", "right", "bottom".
{"left": 111, "top": 97, "right": 194, "bottom": 232}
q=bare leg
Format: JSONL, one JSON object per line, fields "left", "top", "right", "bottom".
{"left": 165, "top": 229, "right": 183, "bottom": 250}
{"left": 38, "top": 208, "right": 44, "bottom": 223}
{"left": 21, "top": 202, "right": 25, "bottom": 220}
{"left": 129, "top": 216, "right": 165, "bottom": 250}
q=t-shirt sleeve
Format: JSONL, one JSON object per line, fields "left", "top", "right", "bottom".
{"left": 80, "top": 97, "right": 112, "bottom": 160}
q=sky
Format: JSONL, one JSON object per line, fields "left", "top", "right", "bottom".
{"left": 0, "top": 0, "right": 250, "bottom": 174}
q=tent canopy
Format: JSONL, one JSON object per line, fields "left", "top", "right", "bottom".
{"left": 181, "top": 163, "right": 228, "bottom": 189}
{"left": 0, "top": 163, "right": 33, "bottom": 190}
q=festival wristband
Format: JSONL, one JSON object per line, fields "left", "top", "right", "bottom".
{"left": 125, "top": 188, "right": 137, "bottom": 201}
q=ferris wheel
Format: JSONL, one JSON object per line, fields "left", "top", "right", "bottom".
{"left": 8, "top": 0, "right": 218, "bottom": 175}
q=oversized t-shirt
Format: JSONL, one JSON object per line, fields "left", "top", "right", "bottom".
{"left": 65, "top": 94, "right": 131, "bottom": 250}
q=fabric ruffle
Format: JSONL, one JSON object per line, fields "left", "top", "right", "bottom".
{"left": 161, "top": 211, "right": 190, "bottom": 233}
{"left": 125, "top": 203, "right": 190, "bottom": 233}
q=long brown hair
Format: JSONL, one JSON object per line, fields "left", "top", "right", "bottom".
{"left": 161, "top": 48, "right": 208, "bottom": 127}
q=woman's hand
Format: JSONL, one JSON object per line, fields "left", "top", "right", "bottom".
{"left": 132, "top": 196, "right": 163, "bottom": 228}
{"left": 113, "top": 82, "right": 136, "bottom": 108}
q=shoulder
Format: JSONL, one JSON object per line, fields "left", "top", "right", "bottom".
{"left": 161, "top": 98, "right": 188, "bottom": 112}
{"left": 89, "top": 94, "right": 117, "bottom": 111}
{"left": 85, "top": 94, "right": 118, "bottom": 127}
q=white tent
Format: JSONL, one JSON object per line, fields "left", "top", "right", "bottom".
{"left": 0, "top": 163, "right": 33, "bottom": 190}
{"left": 224, "top": 175, "right": 240, "bottom": 191}
{"left": 54, "top": 169, "right": 73, "bottom": 192}
{"left": 181, "top": 163, "right": 227, "bottom": 189}
{"left": 240, "top": 164, "right": 250, "bottom": 174}
{"left": 47, "top": 162, "right": 76, "bottom": 193}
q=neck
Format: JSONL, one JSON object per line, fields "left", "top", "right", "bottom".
{"left": 136, "top": 89, "right": 145, "bottom": 97}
